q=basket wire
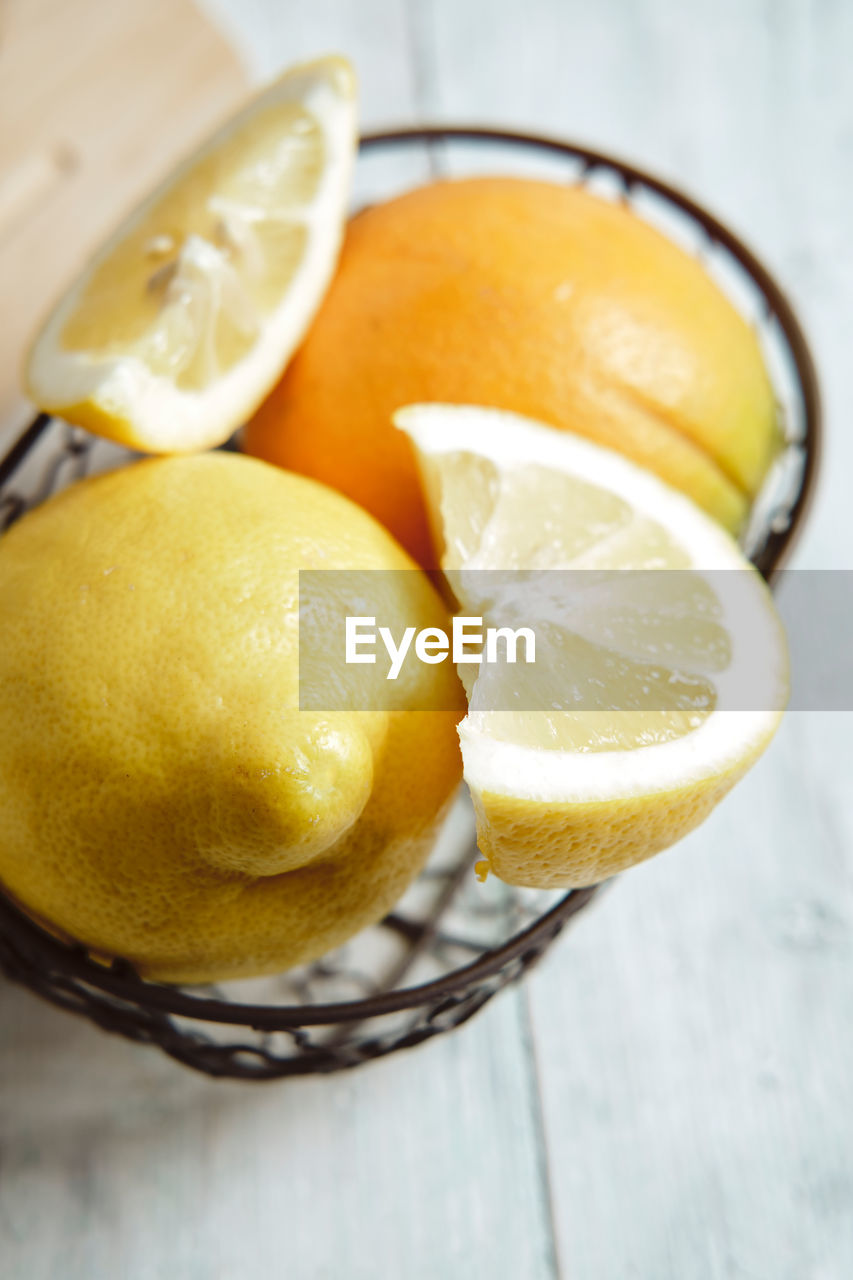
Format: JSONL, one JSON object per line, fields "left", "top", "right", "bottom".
{"left": 0, "top": 127, "right": 820, "bottom": 1079}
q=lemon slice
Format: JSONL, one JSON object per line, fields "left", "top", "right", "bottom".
{"left": 396, "top": 403, "right": 789, "bottom": 889}
{"left": 25, "top": 57, "right": 357, "bottom": 453}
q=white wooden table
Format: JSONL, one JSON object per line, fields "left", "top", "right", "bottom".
{"left": 2, "top": 3, "right": 852, "bottom": 1276}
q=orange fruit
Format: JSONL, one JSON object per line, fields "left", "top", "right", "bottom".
{"left": 244, "top": 177, "right": 780, "bottom": 565}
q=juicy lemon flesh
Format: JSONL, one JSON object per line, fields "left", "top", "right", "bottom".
{"left": 60, "top": 103, "right": 324, "bottom": 390}
{"left": 398, "top": 405, "right": 786, "bottom": 890}
{"left": 433, "top": 452, "right": 728, "bottom": 752}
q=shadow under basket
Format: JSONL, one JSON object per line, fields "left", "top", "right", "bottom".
{"left": 0, "top": 127, "right": 821, "bottom": 1080}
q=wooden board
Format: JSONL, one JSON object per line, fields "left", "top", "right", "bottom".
{"left": 0, "top": 0, "right": 247, "bottom": 443}
{"left": 2, "top": 3, "right": 853, "bottom": 1278}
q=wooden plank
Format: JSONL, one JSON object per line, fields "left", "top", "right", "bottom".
{"left": 0, "top": 4, "right": 558, "bottom": 1278}
{"left": 0, "top": 0, "right": 247, "bottom": 443}
{"left": 422, "top": 1, "right": 853, "bottom": 1273}
{"left": 0, "top": 979, "right": 557, "bottom": 1280}
{"left": 527, "top": 717, "right": 853, "bottom": 1279}
{"left": 205, "top": 0, "right": 438, "bottom": 197}
{"left": 3, "top": 0, "right": 852, "bottom": 1276}
{"left": 204, "top": 0, "right": 424, "bottom": 125}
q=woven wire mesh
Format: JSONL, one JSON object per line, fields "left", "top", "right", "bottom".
{"left": 0, "top": 127, "right": 820, "bottom": 1079}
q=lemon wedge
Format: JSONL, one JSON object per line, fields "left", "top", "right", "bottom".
{"left": 396, "top": 403, "right": 789, "bottom": 889}
{"left": 25, "top": 56, "right": 357, "bottom": 453}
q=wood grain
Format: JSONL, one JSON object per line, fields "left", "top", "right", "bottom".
{"left": 0, "top": 4, "right": 559, "bottom": 1278}
{"left": 0, "top": 0, "right": 247, "bottom": 442}
{"left": 0, "top": 979, "right": 558, "bottom": 1279}
{"left": 2, "top": 2, "right": 852, "bottom": 1278}
{"left": 421, "top": 2, "right": 853, "bottom": 1273}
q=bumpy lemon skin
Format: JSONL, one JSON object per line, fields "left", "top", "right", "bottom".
{"left": 400, "top": 403, "right": 788, "bottom": 892}
{"left": 469, "top": 735, "right": 779, "bottom": 890}
{"left": 0, "top": 453, "right": 462, "bottom": 983}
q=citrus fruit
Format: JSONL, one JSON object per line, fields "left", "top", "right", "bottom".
{"left": 245, "top": 177, "right": 780, "bottom": 565}
{"left": 0, "top": 453, "right": 462, "bottom": 982}
{"left": 397, "top": 403, "right": 788, "bottom": 889}
{"left": 25, "top": 57, "right": 357, "bottom": 454}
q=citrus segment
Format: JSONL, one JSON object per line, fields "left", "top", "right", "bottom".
{"left": 397, "top": 403, "right": 788, "bottom": 888}
{"left": 26, "top": 57, "right": 358, "bottom": 453}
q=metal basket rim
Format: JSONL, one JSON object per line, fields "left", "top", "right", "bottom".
{"left": 359, "top": 123, "right": 822, "bottom": 578}
{"left": 0, "top": 882, "right": 599, "bottom": 1027}
{"left": 0, "top": 122, "right": 822, "bottom": 1033}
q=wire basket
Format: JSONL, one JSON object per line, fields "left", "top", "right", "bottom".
{"left": 0, "top": 126, "right": 821, "bottom": 1079}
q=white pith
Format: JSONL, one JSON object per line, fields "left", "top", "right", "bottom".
{"left": 395, "top": 403, "right": 789, "bottom": 805}
{"left": 26, "top": 60, "right": 358, "bottom": 451}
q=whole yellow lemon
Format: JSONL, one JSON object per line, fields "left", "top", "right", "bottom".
{"left": 0, "top": 453, "right": 462, "bottom": 982}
